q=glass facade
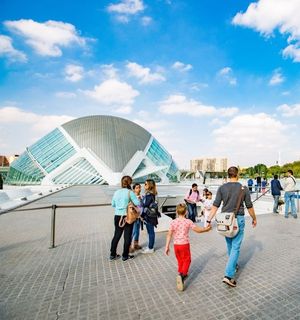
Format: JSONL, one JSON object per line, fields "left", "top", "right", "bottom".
{"left": 167, "top": 160, "right": 179, "bottom": 182}
{"left": 146, "top": 138, "right": 172, "bottom": 167}
{"left": 28, "top": 128, "right": 76, "bottom": 173}
{"left": 6, "top": 128, "right": 76, "bottom": 185}
{"left": 52, "top": 158, "right": 106, "bottom": 185}
{"left": 6, "top": 152, "right": 45, "bottom": 185}
{"left": 144, "top": 138, "right": 179, "bottom": 182}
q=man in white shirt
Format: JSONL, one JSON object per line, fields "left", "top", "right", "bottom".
{"left": 283, "top": 169, "right": 297, "bottom": 219}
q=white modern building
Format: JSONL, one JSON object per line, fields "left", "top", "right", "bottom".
{"left": 6, "top": 115, "right": 179, "bottom": 186}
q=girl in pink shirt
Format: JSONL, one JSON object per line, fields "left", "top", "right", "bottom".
{"left": 165, "top": 203, "right": 211, "bottom": 291}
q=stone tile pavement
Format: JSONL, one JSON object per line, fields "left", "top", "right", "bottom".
{"left": 0, "top": 186, "right": 300, "bottom": 320}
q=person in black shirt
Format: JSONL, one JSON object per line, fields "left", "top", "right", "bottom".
{"left": 270, "top": 175, "right": 283, "bottom": 214}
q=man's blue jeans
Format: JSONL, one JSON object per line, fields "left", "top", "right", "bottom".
{"left": 284, "top": 192, "right": 297, "bottom": 217}
{"left": 145, "top": 222, "right": 155, "bottom": 249}
{"left": 273, "top": 195, "right": 280, "bottom": 213}
{"left": 132, "top": 219, "right": 140, "bottom": 242}
{"left": 225, "top": 215, "right": 245, "bottom": 279}
{"left": 187, "top": 203, "right": 197, "bottom": 222}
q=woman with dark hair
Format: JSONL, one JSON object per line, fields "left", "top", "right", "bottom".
{"left": 110, "top": 176, "right": 140, "bottom": 261}
{"left": 141, "top": 179, "right": 158, "bottom": 254}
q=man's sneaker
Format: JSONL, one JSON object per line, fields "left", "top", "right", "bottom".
{"left": 176, "top": 274, "right": 184, "bottom": 291}
{"left": 142, "top": 247, "right": 154, "bottom": 254}
{"left": 109, "top": 254, "right": 121, "bottom": 261}
{"left": 284, "top": 215, "right": 289, "bottom": 218}
{"left": 122, "top": 255, "right": 134, "bottom": 261}
{"left": 222, "top": 276, "right": 237, "bottom": 287}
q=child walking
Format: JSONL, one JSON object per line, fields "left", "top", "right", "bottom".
{"left": 203, "top": 191, "right": 213, "bottom": 227}
{"left": 165, "top": 203, "right": 211, "bottom": 291}
{"left": 130, "top": 183, "right": 142, "bottom": 252}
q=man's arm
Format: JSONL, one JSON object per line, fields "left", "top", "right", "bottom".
{"left": 247, "top": 207, "right": 257, "bottom": 227}
{"left": 244, "top": 187, "right": 257, "bottom": 227}
{"left": 206, "top": 205, "right": 219, "bottom": 223}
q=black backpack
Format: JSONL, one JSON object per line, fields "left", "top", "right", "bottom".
{"left": 146, "top": 201, "right": 161, "bottom": 218}
{"left": 144, "top": 194, "right": 161, "bottom": 218}
{"left": 188, "top": 189, "right": 199, "bottom": 196}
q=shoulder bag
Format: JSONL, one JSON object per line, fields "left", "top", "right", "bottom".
{"left": 215, "top": 186, "right": 244, "bottom": 238}
{"left": 119, "top": 191, "right": 140, "bottom": 227}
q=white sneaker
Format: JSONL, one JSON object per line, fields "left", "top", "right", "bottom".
{"left": 142, "top": 247, "right": 154, "bottom": 254}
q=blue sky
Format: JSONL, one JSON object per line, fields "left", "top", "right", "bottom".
{"left": 1, "top": 0, "right": 300, "bottom": 169}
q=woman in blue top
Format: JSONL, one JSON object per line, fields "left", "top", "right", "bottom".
{"left": 110, "top": 176, "right": 140, "bottom": 261}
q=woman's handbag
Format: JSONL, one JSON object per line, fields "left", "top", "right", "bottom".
{"left": 119, "top": 191, "right": 140, "bottom": 227}
{"left": 215, "top": 187, "right": 244, "bottom": 238}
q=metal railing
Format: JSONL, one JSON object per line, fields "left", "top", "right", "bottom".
{"left": 9, "top": 189, "right": 300, "bottom": 249}
{"left": 252, "top": 188, "right": 300, "bottom": 213}
{"left": 12, "top": 202, "right": 111, "bottom": 249}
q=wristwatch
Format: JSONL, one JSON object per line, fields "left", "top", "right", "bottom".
{"left": 206, "top": 220, "right": 211, "bottom": 224}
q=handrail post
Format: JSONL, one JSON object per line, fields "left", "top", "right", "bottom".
{"left": 49, "top": 204, "right": 57, "bottom": 249}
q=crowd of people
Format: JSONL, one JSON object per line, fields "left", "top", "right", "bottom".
{"left": 248, "top": 170, "right": 298, "bottom": 218}
{"left": 109, "top": 167, "right": 297, "bottom": 291}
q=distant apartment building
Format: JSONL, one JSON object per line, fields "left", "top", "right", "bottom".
{"left": 0, "top": 155, "right": 19, "bottom": 166}
{"left": 190, "top": 158, "right": 228, "bottom": 172}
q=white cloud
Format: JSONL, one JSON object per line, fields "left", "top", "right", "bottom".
{"left": 172, "top": 61, "right": 193, "bottom": 72}
{"left": 134, "top": 113, "right": 170, "bottom": 132}
{"left": 0, "top": 106, "right": 74, "bottom": 153}
{"left": 133, "top": 111, "right": 177, "bottom": 154}
{"left": 218, "top": 67, "right": 237, "bottom": 85}
{"left": 283, "top": 43, "right": 300, "bottom": 62}
{"left": 277, "top": 103, "right": 300, "bottom": 117}
{"left": 64, "top": 64, "right": 84, "bottom": 82}
{"left": 190, "top": 82, "right": 209, "bottom": 91}
{"left": 4, "top": 19, "right": 87, "bottom": 57}
{"left": 83, "top": 79, "right": 139, "bottom": 107}
{"left": 107, "top": 0, "right": 144, "bottom": 14}
{"left": 114, "top": 105, "right": 132, "bottom": 114}
{"left": 126, "top": 62, "right": 165, "bottom": 84}
{"left": 212, "top": 113, "right": 287, "bottom": 166}
{"left": 141, "top": 16, "right": 153, "bottom": 26}
{"left": 55, "top": 91, "right": 77, "bottom": 98}
{"left": 232, "top": 0, "right": 300, "bottom": 62}
{"left": 269, "top": 69, "right": 285, "bottom": 86}
{"left": 159, "top": 94, "right": 239, "bottom": 117}
{"left": 0, "top": 34, "right": 27, "bottom": 62}
{"left": 101, "top": 64, "right": 119, "bottom": 79}
{"left": 115, "top": 15, "right": 130, "bottom": 23}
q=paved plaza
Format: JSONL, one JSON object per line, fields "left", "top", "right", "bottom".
{"left": 0, "top": 185, "right": 300, "bottom": 320}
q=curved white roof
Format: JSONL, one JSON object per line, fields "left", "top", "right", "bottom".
{"left": 62, "top": 115, "right": 151, "bottom": 172}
